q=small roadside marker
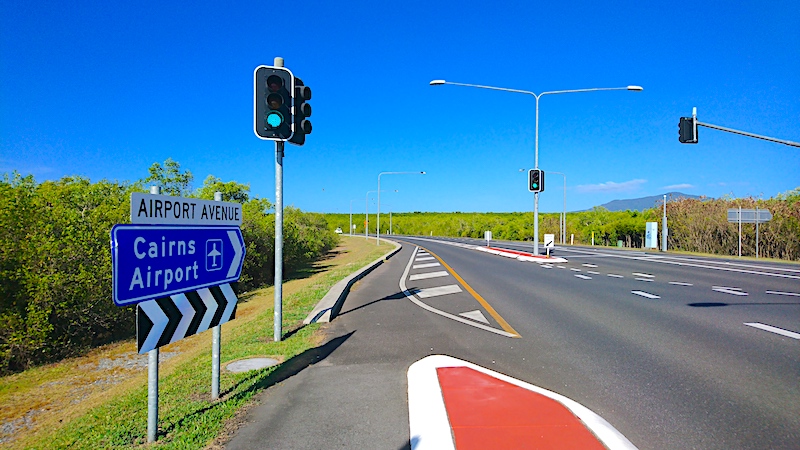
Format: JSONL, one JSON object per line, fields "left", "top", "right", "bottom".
{"left": 631, "top": 290, "right": 660, "bottom": 299}
{"left": 744, "top": 322, "right": 800, "bottom": 340}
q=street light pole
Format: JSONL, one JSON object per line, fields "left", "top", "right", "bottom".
{"left": 366, "top": 189, "right": 398, "bottom": 239}
{"left": 431, "top": 80, "right": 642, "bottom": 255}
{"left": 349, "top": 199, "right": 358, "bottom": 236}
{"left": 377, "top": 171, "right": 425, "bottom": 245}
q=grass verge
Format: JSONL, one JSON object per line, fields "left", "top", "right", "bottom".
{"left": 0, "top": 236, "right": 394, "bottom": 449}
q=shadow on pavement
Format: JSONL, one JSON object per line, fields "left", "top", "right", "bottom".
{"left": 337, "top": 290, "right": 410, "bottom": 317}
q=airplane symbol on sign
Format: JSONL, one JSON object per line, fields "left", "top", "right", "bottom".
{"left": 206, "top": 239, "right": 223, "bottom": 272}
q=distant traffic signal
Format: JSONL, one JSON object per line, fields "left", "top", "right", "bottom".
{"left": 289, "top": 78, "right": 312, "bottom": 146}
{"left": 528, "top": 169, "right": 544, "bottom": 193}
{"left": 254, "top": 66, "right": 294, "bottom": 140}
{"left": 679, "top": 116, "right": 698, "bottom": 144}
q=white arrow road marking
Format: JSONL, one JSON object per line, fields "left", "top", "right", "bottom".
{"left": 765, "top": 290, "right": 800, "bottom": 297}
{"left": 632, "top": 290, "right": 660, "bottom": 299}
{"left": 415, "top": 285, "right": 462, "bottom": 298}
{"left": 197, "top": 288, "right": 218, "bottom": 331}
{"left": 409, "top": 271, "right": 450, "bottom": 281}
{"left": 574, "top": 274, "right": 592, "bottom": 280}
{"left": 140, "top": 300, "right": 168, "bottom": 352}
{"left": 227, "top": 230, "right": 243, "bottom": 277}
{"left": 712, "top": 287, "right": 748, "bottom": 296}
{"left": 459, "top": 310, "right": 490, "bottom": 324}
{"left": 744, "top": 322, "right": 800, "bottom": 340}
{"left": 220, "top": 283, "right": 238, "bottom": 322}
{"left": 170, "top": 293, "right": 196, "bottom": 344}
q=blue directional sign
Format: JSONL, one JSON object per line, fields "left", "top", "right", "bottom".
{"left": 111, "top": 225, "right": 245, "bottom": 307}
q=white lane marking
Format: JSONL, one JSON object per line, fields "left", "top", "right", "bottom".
{"left": 587, "top": 271, "right": 600, "bottom": 275}
{"left": 632, "top": 290, "right": 660, "bottom": 299}
{"left": 744, "top": 323, "right": 800, "bottom": 340}
{"left": 766, "top": 290, "right": 800, "bottom": 297}
{"left": 574, "top": 274, "right": 592, "bottom": 280}
{"left": 712, "top": 287, "right": 748, "bottom": 296}
{"left": 409, "top": 271, "right": 450, "bottom": 281}
{"left": 415, "top": 256, "right": 435, "bottom": 261}
{"left": 669, "top": 281, "right": 694, "bottom": 286}
{"left": 459, "top": 310, "right": 490, "bottom": 324}
{"left": 415, "top": 285, "right": 462, "bottom": 298}
{"left": 400, "top": 247, "right": 516, "bottom": 338}
{"left": 713, "top": 286, "right": 742, "bottom": 291}
{"left": 607, "top": 274, "right": 624, "bottom": 278}
{"left": 541, "top": 264, "right": 554, "bottom": 269}
{"left": 413, "top": 262, "right": 441, "bottom": 269}
{"left": 570, "top": 268, "right": 582, "bottom": 272}
{"left": 557, "top": 265, "right": 567, "bottom": 269}
{"left": 582, "top": 263, "right": 599, "bottom": 268}
{"left": 632, "top": 272, "right": 654, "bottom": 278}
{"left": 635, "top": 278, "right": 653, "bottom": 282}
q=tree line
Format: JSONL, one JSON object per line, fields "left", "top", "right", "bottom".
{"left": 325, "top": 188, "right": 800, "bottom": 260}
{"left": 0, "top": 159, "right": 338, "bottom": 374}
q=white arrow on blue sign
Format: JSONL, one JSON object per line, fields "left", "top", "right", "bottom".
{"left": 111, "top": 225, "right": 245, "bottom": 307}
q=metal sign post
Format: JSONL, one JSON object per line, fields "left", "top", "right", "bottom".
{"left": 147, "top": 186, "right": 159, "bottom": 443}
{"left": 727, "top": 208, "right": 772, "bottom": 258}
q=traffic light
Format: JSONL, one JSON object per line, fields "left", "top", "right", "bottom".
{"left": 679, "top": 116, "right": 698, "bottom": 143}
{"left": 254, "top": 66, "right": 294, "bottom": 140}
{"left": 289, "top": 78, "right": 312, "bottom": 146}
{"left": 528, "top": 169, "right": 544, "bottom": 193}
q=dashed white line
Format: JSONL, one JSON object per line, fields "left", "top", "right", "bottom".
{"left": 541, "top": 264, "right": 554, "bottom": 269}
{"left": 574, "top": 274, "right": 592, "bottom": 280}
{"left": 635, "top": 278, "right": 653, "bottom": 282}
{"left": 413, "top": 262, "right": 441, "bottom": 269}
{"left": 713, "top": 286, "right": 742, "bottom": 291}
{"left": 765, "top": 290, "right": 800, "bottom": 297}
{"left": 631, "top": 290, "right": 660, "bottom": 299}
{"left": 557, "top": 265, "right": 566, "bottom": 269}
{"left": 409, "top": 271, "right": 450, "bottom": 281}
{"left": 415, "top": 285, "right": 463, "bottom": 298}
{"left": 570, "top": 268, "right": 582, "bottom": 272}
{"left": 587, "top": 271, "right": 600, "bottom": 275}
{"left": 712, "top": 287, "right": 748, "bottom": 296}
{"left": 744, "top": 322, "right": 800, "bottom": 340}
{"left": 669, "top": 281, "right": 693, "bottom": 286}
{"left": 632, "top": 272, "right": 654, "bottom": 278}
{"left": 582, "top": 263, "right": 598, "bottom": 268}
{"left": 607, "top": 274, "right": 624, "bottom": 278}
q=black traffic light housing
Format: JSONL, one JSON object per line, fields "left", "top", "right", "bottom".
{"left": 679, "top": 116, "right": 698, "bottom": 144}
{"left": 528, "top": 169, "right": 544, "bottom": 193}
{"left": 288, "top": 78, "right": 312, "bottom": 146}
{"left": 254, "top": 65, "right": 294, "bottom": 141}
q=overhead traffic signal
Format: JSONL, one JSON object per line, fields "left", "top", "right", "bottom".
{"left": 254, "top": 66, "right": 294, "bottom": 140}
{"left": 679, "top": 116, "right": 698, "bottom": 144}
{"left": 289, "top": 78, "right": 312, "bottom": 146}
{"left": 528, "top": 169, "right": 544, "bottom": 193}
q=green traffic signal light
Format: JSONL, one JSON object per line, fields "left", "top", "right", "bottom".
{"left": 266, "top": 112, "right": 283, "bottom": 128}
{"left": 254, "top": 66, "right": 294, "bottom": 140}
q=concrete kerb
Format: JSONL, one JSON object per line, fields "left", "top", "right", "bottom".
{"left": 303, "top": 239, "right": 402, "bottom": 324}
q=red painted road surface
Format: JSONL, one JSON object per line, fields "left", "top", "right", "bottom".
{"left": 437, "top": 367, "right": 605, "bottom": 449}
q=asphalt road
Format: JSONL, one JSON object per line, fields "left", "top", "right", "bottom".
{"left": 227, "top": 237, "right": 799, "bottom": 449}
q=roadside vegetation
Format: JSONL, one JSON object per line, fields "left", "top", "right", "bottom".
{"left": 0, "top": 236, "right": 393, "bottom": 448}
{"left": 0, "top": 159, "right": 338, "bottom": 375}
{"left": 325, "top": 188, "right": 800, "bottom": 261}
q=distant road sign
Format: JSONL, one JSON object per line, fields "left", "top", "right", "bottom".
{"left": 130, "top": 193, "right": 242, "bottom": 226}
{"left": 544, "top": 234, "right": 555, "bottom": 249}
{"left": 111, "top": 225, "right": 245, "bottom": 306}
{"left": 727, "top": 209, "right": 772, "bottom": 223}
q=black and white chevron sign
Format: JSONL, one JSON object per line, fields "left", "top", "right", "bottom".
{"left": 137, "top": 283, "right": 238, "bottom": 353}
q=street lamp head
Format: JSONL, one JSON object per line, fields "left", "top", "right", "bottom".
{"left": 627, "top": 85, "right": 644, "bottom": 91}
{"left": 429, "top": 80, "right": 446, "bottom": 86}
{"left": 420, "top": 171, "right": 426, "bottom": 174}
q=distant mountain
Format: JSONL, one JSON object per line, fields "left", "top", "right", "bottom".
{"left": 596, "top": 192, "right": 704, "bottom": 212}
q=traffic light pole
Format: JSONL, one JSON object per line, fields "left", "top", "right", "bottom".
{"left": 273, "top": 56, "right": 285, "bottom": 343}
{"left": 695, "top": 120, "right": 800, "bottom": 147}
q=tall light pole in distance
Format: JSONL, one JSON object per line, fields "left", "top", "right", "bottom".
{"left": 431, "top": 79, "right": 642, "bottom": 255}
{"left": 377, "top": 171, "right": 425, "bottom": 245}
{"left": 349, "top": 199, "right": 359, "bottom": 236}
{"left": 366, "top": 189, "right": 398, "bottom": 239}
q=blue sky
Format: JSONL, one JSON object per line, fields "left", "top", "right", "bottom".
{"left": 2, "top": 0, "right": 798, "bottom": 213}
